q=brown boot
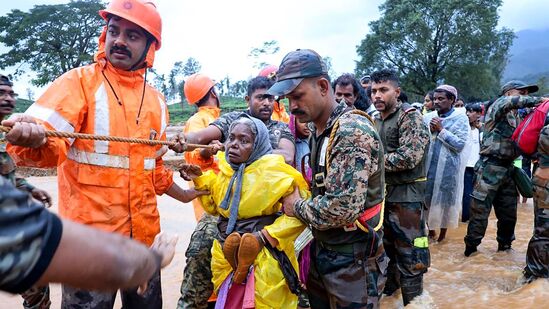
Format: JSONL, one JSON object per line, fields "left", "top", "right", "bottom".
{"left": 233, "top": 233, "right": 263, "bottom": 284}
{"left": 223, "top": 232, "right": 241, "bottom": 271}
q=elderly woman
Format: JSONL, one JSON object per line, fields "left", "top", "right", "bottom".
{"left": 181, "top": 115, "right": 310, "bottom": 308}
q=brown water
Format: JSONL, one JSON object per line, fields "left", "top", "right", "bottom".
{"left": 1, "top": 177, "right": 547, "bottom": 308}
{"left": 382, "top": 199, "right": 549, "bottom": 309}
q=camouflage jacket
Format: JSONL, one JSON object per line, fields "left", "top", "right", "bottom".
{"left": 375, "top": 103, "right": 430, "bottom": 202}
{"left": 0, "top": 176, "right": 62, "bottom": 293}
{"left": 481, "top": 95, "right": 542, "bottom": 161}
{"left": 540, "top": 124, "right": 549, "bottom": 168}
{"left": 0, "top": 134, "right": 34, "bottom": 192}
{"left": 294, "top": 102, "right": 384, "bottom": 230}
{"left": 210, "top": 110, "right": 294, "bottom": 149}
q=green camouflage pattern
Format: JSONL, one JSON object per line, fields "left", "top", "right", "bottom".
{"left": 375, "top": 104, "right": 430, "bottom": 173}
{"left": 294, "top": 103, "right": 383, "bottom": 229}
{"left": 177, "top": 213, "right": 219, "bottom": 309}
{"left": 539, "top": 124, "right": 549, "bottom": 168}
{"left": 62, "top": 271, "right": 162, "bottom": 309}
{"left": 210, "top": 110, "right": 294, "bottom": 149}
{"left": 525, "top": 124, "right": 549, "bottom": 278}
{"left": 383, "top": 202, "right": 430, "bottom": 280}
{"left": 464, "top": 95, "right": 542, "bottom": 249}
{"left": 293, "top": 102, "right": 387, "bottom": 308}
{"left": 375, "top": 104, "right": 430, "bottom": 203}
{"left": 480, "top": 95, "right": 541, "bottom": 161}
{"left": 464, "top": 158, "right": 518, "bottom": 248}
{"left": 306, "top": 236, "right": 387, "bottom": 309}
{"left": 0, "top": 135, "right": 34, "bottom": 192}
{"left": 0, "top": 177, "right": 59, "bottom": 297}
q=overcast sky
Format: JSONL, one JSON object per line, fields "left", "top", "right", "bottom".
{"left": 1, "top": 0, "right": 549, "bottom": 98}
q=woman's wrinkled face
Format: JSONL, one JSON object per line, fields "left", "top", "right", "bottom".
{"left": 227, "top": 123, "right": 255, "bottom": 164}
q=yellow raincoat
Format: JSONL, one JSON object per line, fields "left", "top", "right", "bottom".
{"left": 194, "top": 153, "right": 310, "bottom": 308}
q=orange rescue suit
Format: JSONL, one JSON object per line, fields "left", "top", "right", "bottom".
{"left": 8, "top": 28, "right": 173, "bottom": 246}
{"left": 183, "top": 106, "right": 220, "bottom": 221}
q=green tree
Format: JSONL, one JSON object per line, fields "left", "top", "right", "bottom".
{"left": 356, "top": 0, "right": 514, "bottom": 101}
{"left": 0, "top": 0, "right": 105, "bottom": 86}
{"left": 229, "top": 80, "right": 248, "bottom": 98}
{"left": 182, "top": 57, "right": 202, "bottom": 77}
{"left": 537, "top": 76, "right": 549, "bottom": 96}
{"left": 249, "top": 40, "right": 280, "bottom": 69}
{"left": 167, "top": 61, "right": 183, "bottom": 101}
{"left": 150, "top": 68, "right": 169, "bottom": 98}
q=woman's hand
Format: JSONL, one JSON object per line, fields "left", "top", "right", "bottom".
{"left": 178, "top": 164, "right": 203, "bottom": 180}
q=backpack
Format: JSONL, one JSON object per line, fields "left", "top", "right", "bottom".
{"left": 511, "top": 100, "right": 549, "bottom": 156}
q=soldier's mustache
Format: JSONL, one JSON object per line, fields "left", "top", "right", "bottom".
{"left": 291, "top": 109, "right": 306, "bottom": 115}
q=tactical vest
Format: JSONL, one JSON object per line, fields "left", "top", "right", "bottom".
{"left": 375, "top": 103, "right": 429, "bottom": 185}
{"left": 309, "top": 110, "right": 385, "bottom": 245}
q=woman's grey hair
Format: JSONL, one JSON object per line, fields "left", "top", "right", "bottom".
{"left": 228, "top": 117, "right": 257, "bottom": 139}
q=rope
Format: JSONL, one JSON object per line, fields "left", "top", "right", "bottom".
{"left": 0, "top": 125, "right": 214, "bottom": 151}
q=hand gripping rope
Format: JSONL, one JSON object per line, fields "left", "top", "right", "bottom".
{"left": 0, "top": 125, "right": 214, "bottom": 152}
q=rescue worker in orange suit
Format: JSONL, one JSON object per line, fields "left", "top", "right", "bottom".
{"left": 258, "top": 65, "right": 290, "bottom": 123}
{"left": 3, "top": 1, "right": 206, "bottom": 308}
{"left": 182, "top": 73, "right": 222, "bottom": 221}
{"left": 177, "top": 73, "right": 223, "bottom": 309}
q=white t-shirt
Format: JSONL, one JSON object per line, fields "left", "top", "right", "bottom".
{"left": 466, "top": 127, "right": 480, "bottom": 167}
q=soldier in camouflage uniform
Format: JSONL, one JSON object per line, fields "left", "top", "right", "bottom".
{"left": 524, "top": 121, "right": 549, "bottom": 280}
{"left": 0, "top": 74, "right": 52, "bottom": 309}
{"left": 464, "top": 81, "right": 546, "bottom": 256}
{"left": 370, "top": 69, "right": 431, "bottom": 306}
{"left": 275, "top": 49, "right": 387, "bottom": 309}
{"left": 0, "top": 173, "right": 178, "bottom": 296}
{"left": 173, "top": 76, "right": 295, "bottom": 309}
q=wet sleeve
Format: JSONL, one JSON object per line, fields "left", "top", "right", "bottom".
{"left": 278, "top": 122, "right": 295, "bottom": 145}
{"left": 184, "top": 116, "right": 215, "bottom": 169}
{"left": 193, "top": 170, "right": 219, "bottom": 215}
{"left": 210, "top": 112, "right": 240, "bottom": 143}
{"left": 153, "top": 111, "right": 174, "bottom": 195}
{"left": 0, "top": 179, "right": 62, "bottom": 294}
{"left": 294, "top": 118, "right": 381, "bottom": 230}
{"left": 15, "top": 177, "right": 35, "bottom": 193}
{"left": 497, "top": 96, "right": 541, "bottom": 119}
{"left": 7, "top": 69, "right": 89, "bottom": 168}
{"left": 437, "top": 116, "right": 470, "bottom": 153}
{"left": 385, "top": 111, "right": 430, "bottom": 172}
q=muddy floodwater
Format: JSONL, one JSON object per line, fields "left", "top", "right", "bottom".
{"left": 1, "top": 177, "right": 548, "bottom": 308}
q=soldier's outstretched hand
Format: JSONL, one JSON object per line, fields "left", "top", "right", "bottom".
{"left": 169, "top": 132, "right": 187, "bottom": 153}
{"left": 138, "top": 232, "right": 178, "bottom": 295}
{"left": 2, "top": 114, "right": 47, "bottom": 148}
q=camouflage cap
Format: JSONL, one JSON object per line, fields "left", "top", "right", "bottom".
{"left": 0, "top": 75, "right": 13, "bottom": 87}
{"left": 266, "top": 49, "right": 328, "bottom": 96}
{"left": 501, "top": 80, "right": 538, "bottom": 95}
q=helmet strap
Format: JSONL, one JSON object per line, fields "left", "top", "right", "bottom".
{"left": 129, "top": 37, "right": 153, "bottom": 71}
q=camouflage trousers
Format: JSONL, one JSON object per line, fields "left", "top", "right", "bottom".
{"left": 61, "top": 271, "right": 161, "bottom": 309}
{"left": 21, "top": 285, "right": 50, "bottom": 309}
{"left": 177, "top": 213, "right": 219, "bottom": 309}
{"left": 525, "top": 174, "right": 549, "bottom": 278}
{"left": 383, "top": 202, "right": 430, "bottom": 289}
{"left": 306, "top": 232, "right": 388, "bottom": 309}
{"left": 464, "top": 161, "right": 518, "bottom": 248}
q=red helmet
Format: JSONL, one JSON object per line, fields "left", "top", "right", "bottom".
{"left": 99, "top": 0, "right": 162, "bottom": 50}
{"left": 258, "top": 65, "right": 278, "bottom": 78}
